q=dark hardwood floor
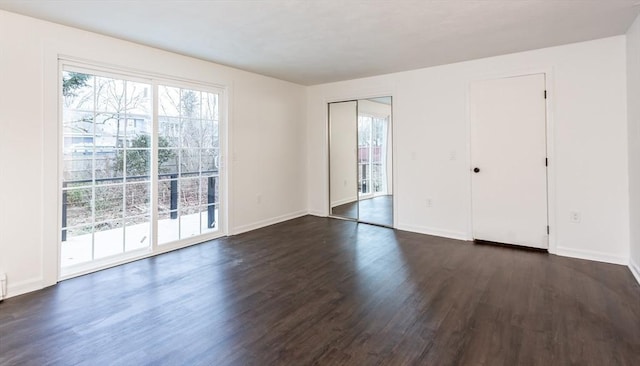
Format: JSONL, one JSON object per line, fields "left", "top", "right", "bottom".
{"left": 1, "top": 216, "right": 639, "bottom": 365}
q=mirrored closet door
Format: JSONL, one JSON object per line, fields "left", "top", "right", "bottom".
{"left": 328, "top": 97, "right": 393, "bottom": 227}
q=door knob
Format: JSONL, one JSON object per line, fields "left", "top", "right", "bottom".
{"left": 473, "top": 167, "right": 480, "bottom": 173}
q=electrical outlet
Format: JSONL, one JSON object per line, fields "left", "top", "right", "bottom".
{"left": 257, "top": 194, "right": 262, "bottom": 204}
{"left": 426, "top": 198, "right": 433, "bottom": 208}
{"left": 449, "top": 151, "right": 457, "bottom": 161}
{"left": 569, "top": 211, "right": 581, "bottom": 223}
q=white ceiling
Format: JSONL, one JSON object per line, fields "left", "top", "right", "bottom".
{"left": 1, "top": 1, "right": 639, "bottom": 85}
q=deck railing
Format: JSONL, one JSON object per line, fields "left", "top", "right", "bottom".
{"left": 62, "top": 170, "right": 218, "bottom": 241}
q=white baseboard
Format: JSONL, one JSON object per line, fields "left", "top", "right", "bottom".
{"left": 396, "top": 223, "right": 470, "bottom": 241}
{"left": 555, "top": 246, "right": 628, "bottom": 265}
{"left": 6, "top": 277, "right": 45, "bottom": 299}
{"left": 330, "top": 197, "right": 358, "bottom": 207}
{"left": 232, "top": 210, "right": 309, "bottom": 235}
{"left": 307, "top": 210, "right": 327, "bottom": 217}
{"left": 629, "top": 259, "right": 640, "bottom": 286}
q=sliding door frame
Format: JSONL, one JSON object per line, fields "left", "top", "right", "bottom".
{"left": 326, "top": 96, "right": 395, "bottom": 228}
{"left": 57, "top": 58, "right": 228, "bottom": 280}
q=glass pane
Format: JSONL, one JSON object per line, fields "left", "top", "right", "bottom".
{"left": 158, "top": 179, "right": 177, "bottom": 212}
{"left": 60, "top": 225, "right": 93, "bottom": 267}
{"left": 126, "top": 81, "right": 151, "bottom": 117}
{"left": 95, "top": 150, "right": 122, "bottom": 183}
{"left": 63, "top": 111, "right": 95, "bottom": 183}
{"left": 159, "top": 86, "right": 180, "bottom": 117}
{"left": 125, "top": 78, "right": 151, "bottom": 139}
{"left": 125, "top": 182, "right": 150, "bottom": 216}
{"left": 202, "top": 92, "right": 218, "bottom": 121}
{"left": 199, "top": 176, "right": 219, "bottom": 205}
{"left": 95, "top": 113, "right": 125, "bottom": 148}
{"left": 180, "top": 208, "right": 200, "bottom": 238}
{"left": 159, "top": 117, "right": 180, "bottom": 148}
{"left": 62, "top": 72, "right": 94, "bottom": 110}
{"left": 96, "top": 77, "right": 126, "bottom": 113}
{"left": 125, "top": 216, "right": 150, "bottom": 252}
{"left": 63, "top": 155, "right": 93, "bottom": 183}
{"left": 63, "top": 111, "right": 94, "bottom": 141}
{"left": 158, "top": 210, "right": 179, "bottom": 245}
{"left": 201, "top": 149, "right": 219, "bottom": 173}
{"left": 125, "top": 122, "right": 152, "bottom": 147}
{"left": 180, "top": 149, "right": 200, "bottom": 175}
{"left": 200, "top": 205, "right": 218, "bottom": 234}
{"left": 126, "top": 133, "right": 151, "bottom": 149}
{"left": 181, "top": 90, "right": 201, "bottom": 119}
{"left": 63, "top": 188, "right": 93, "bottom": 228}
{"left": 179, "top": 178, "right": 200, "bottom": 209}
{"left": 159, "top": 148, "right": 179, "bottom": 176}
{"left": 181, "top": 119, "right": 201, "bottom": 148}
{"left": 95, "top": 185, "right": 123, "bottom": 222}
{"left": 125, "top": 149, "right": 150, "bottom": 178}
{"left": 202, "top": 120, "right": 219, "bottom": 148}
{"left": 94, "top": 220, "right": 124, "bottom": 259}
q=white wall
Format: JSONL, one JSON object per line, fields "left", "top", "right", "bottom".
{"left": 0, "top": 10, "right": 307, "bottom": 297}
{"left": 308, "top": 36, "right": 630, "bottom": 265}
{"left": 627, "top": 14, "right": 640, "bottom": 281}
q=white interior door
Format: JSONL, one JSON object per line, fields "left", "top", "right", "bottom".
{"left": 470, "top": 74, "right": 548, "bottom": 249}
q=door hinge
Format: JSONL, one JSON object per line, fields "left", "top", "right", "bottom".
{"left": 547, "top": 225, "right": 550, "bottom": 234}
{"left": 544, "top": 90, "right": 547, "bottom": 99}
{"left": 545, "top": 158, "right": 548, "bottom": 166}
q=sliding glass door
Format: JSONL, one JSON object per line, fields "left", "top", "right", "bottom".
{"left": 60, "top": 63, "right": 224, "bottom": 277}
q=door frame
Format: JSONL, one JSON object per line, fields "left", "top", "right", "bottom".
{"left": 466, "top": 69, "right": 556, "bottom": 253}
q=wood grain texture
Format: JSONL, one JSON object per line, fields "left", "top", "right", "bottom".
{"left": 1, "top": 216, "right": 639, "bottom": 365}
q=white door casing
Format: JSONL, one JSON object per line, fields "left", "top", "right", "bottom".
{"left": 470, "top": 74, "right": 548, "bottom": 249}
